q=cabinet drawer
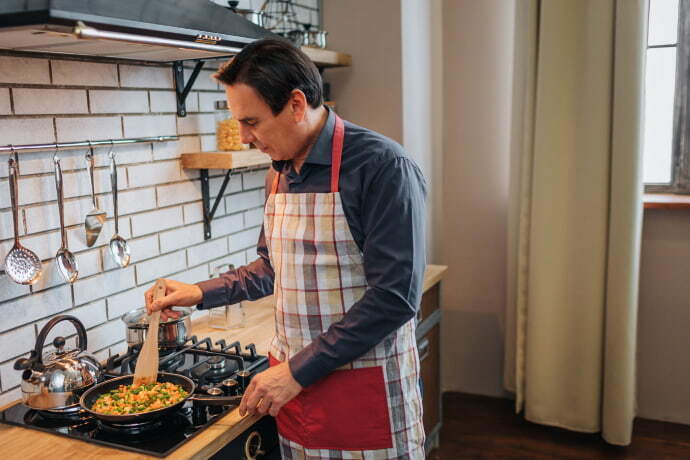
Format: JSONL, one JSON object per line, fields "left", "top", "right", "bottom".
{"left": 418, "top": 284, "right": 440, "bottom": 324}
{"left": 418, "top": 322, "right": 440, "bottom": 436}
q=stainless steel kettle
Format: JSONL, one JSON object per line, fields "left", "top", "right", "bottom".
{"left": 14, "top": 315, "right": 102, "bottom": 411}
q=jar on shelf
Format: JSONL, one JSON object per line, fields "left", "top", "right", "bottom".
{"left": 214, "top": 100, "right": 247, "bottom": 151}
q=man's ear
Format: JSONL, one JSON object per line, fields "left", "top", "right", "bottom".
{"left": 289, "top": 89, "right": 308, "bottom": 122}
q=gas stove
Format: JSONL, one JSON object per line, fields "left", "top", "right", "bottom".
{"left": 0, "top": 336, "right": 279, "bottom": 458}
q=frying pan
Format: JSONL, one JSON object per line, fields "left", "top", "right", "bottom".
{"left": 79, "top": 372, "right": 242, "bottom": 424}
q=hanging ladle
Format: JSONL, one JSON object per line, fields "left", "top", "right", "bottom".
{"left": 4, "top": 148, "right": 42, "bottom": 285}
{"left": 108, "top": 145, "right": 130, "bottom": 268}
{"left": 84, "top": 142, "right": 106, "bottom": 247}
{"left": 54, "top": 153, "right": 79, "bottom": 284}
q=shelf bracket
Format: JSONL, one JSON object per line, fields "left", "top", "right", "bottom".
{"left": 200, "top": 168, "right": 234, "bottom": 240}
{"left": 173, "top": 61, "right": 204, "bottom": 117}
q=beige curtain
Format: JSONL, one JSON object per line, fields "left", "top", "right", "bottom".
{"left": 504, "top": 0, "right": 648, "bottom": 446}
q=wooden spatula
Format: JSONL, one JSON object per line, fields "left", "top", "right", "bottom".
{"left": 133, "top": 279, "right": 166, "bottom": 386}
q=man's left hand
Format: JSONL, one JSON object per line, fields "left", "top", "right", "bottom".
{"left": 239, "top": 362, "right": 302, "bottom": 417}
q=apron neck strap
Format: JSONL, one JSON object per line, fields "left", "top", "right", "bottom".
{"left": 271, "top": 164, "right": 281, "bottom": 194}
{"left": 330, "top": 115, "right": 345, "bottom": 193}
{"left": 270, "top": 114, "right": 345, "bottom": 195}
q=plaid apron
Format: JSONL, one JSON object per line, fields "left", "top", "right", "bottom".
{"left": 264, "top": 115, "right": 425, "bottom": 459}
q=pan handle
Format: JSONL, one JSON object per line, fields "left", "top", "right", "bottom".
{"left": 189, "top": 394, "right": 243, "bottom": 406}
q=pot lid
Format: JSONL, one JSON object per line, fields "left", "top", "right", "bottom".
{"left": 42, "top": 348, "right": 81, "bottom": 366}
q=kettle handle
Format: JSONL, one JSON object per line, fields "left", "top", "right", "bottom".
{"left": 33, "top": 315, "right": 88, "bottom": 364}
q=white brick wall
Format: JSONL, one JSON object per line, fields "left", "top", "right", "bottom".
{"left": 90, "top": 90, "right": 149, "bottom": 114}
{"left": 0, "top": 118, "right": 55, "bottom": 145}
{"left": 128, "top": 160, "right": 182, "bottom": 188}
{"left": 0, "top": 55, "right": 267, "bottom": 398}
{"left": 123, "top": 114, "right": 177, "bottom": 138}
{"left": 187, "top": 237, "right": 228, "bottom": 267}
{"left": 177, "top": 113, "right": 215, "bottom": 135}
{"left": 153, "top": 137, "right": 201, "bottom": 161}
{"left": 149, "top": 90, "right": 178, "bottom": 113}
{"left": 135, "top": 250, "right": 187, "bottom": 284}
{"left": 131, "top": 206, "right": 184, "bottom": 236}
{"left": 120, "top": 65, "right": 172, "bottom": 88}
{"left": 56, "top": 116, "right": 123, "bottom": 143}
{"left": 13, "top": 88, "right": 88, "bottom": 115}
{"left": 51, "top": 60, "right": 118, "bottom": 86}
{"left": 0, "top": 89, "right": 11, "bottom": 115}
{"left": 160, "top": 223, "right": 205, "bottom": 253}
{"left": 0, "top": 56, "right": 50, "bottom": 84}
{"left": 156, "top": 181, "right": 203, "bottom": 207}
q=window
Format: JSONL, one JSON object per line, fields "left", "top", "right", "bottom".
{"left": 643, "top": 0, "right": 689, "bottom": 192}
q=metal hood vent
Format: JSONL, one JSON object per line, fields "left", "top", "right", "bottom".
{"left": 0, "top": 0, "right": 274, "bottom": 62}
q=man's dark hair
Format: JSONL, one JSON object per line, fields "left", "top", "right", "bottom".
{"left": 215, "top": 38, "right": 323, "bottom": 115}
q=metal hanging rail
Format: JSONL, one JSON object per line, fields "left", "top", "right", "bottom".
{"left": 0, "top": 136, "right": 179, "bottom": 154}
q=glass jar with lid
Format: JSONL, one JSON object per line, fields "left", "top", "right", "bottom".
{"left": 214, "top": 100, "right": 247, "bottom": 151}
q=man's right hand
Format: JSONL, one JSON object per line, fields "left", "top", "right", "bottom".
{"left": 145, "top": 279, "right": 203, "bottom": 321}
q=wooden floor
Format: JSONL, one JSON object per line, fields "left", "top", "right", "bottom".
{"left": 432, "top": 392, "right": 690, "bottom": 459}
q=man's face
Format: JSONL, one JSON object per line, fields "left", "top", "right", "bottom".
{"left": 225, "top": 83, "right": 303, "bottom": 161}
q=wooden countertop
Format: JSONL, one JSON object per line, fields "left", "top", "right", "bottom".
{"left": 0, "top": 265, "right": 447, "bottom": 459}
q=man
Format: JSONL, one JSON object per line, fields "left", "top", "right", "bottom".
{"left": 146, "top": 38, "right": 427, "bottom": 459}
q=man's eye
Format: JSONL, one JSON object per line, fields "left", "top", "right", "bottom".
{"left": 243, "top": 120, "right": 257, "bottom": 127}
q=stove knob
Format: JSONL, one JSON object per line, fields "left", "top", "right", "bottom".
{"left": 221, "top": 378, "right": 239, "bottom": 396}
{"left": 192, "top": 404, "right": 208, "bottom": 426}
{"left": 207, "top": 387, "right": 224, "bottom": 396}
{"left": 236, "top": 370, "right": 251, "bottom": 391}
{"left": 207, "top": 387, "right": 224, "bottom": 414}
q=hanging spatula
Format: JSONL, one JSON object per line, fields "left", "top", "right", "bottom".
{"left": 84, "top": 149, "right": 106, "bottom": 247}
{"left": 133, "top": 279, "right": 166, "bottom": 386}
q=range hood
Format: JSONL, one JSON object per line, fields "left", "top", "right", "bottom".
{"left": 0, "top": 0, "right": 275, "bottom": 62}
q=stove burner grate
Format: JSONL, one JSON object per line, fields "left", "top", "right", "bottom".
{"left": 190, "top": 356, "right": 239, "bottom": 383}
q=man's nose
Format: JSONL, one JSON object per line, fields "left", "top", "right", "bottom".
{"left": 239, "top": 124, "right": 255, "bottom": 145}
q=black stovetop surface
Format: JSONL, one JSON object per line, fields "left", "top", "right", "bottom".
{"left": 0, "top": 336, "right": 268, "bottom": 458}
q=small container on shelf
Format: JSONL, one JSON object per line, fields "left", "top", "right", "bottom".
{"left": 214, "top": 100, "right": 248, "bottom": 151}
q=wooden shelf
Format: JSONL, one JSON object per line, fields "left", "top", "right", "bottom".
{"left": 301, "top": 47, "right": 352, "bottom": 68}
{"left": 181, "top": 149, "right": 271, "bottom": 170}
{"left": 644, "top": 193, "right": 690, "bottom": 210}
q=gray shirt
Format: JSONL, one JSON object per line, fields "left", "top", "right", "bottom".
{"left": 196, "top": 108, "right": 427, "bottom": 387}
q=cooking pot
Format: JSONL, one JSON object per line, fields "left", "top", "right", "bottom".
{"left": 14, "top": 315, "right": 102, "bottom": 412}
{"left": 239, "top": 9, "right": 267, "bottom": 28}
{"left": 122, "top": 307, "right": 192, "bottom": 349}
{"left": 286, "top": 29, "right": 308, "bottom": 47}
{"left": 308, "top": 30, "right": 328, "bottom": 49}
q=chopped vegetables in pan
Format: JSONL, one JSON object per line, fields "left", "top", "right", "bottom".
{"left": 91, "top": 382, "right": 188, "bottom": 415}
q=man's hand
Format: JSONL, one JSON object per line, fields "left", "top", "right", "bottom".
{"left": 145, "top": 278, "right": 203, "bottom": 321}
{"left": 239, "top": 362, "right": 302, "bottom": 417}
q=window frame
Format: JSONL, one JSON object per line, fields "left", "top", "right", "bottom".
{"left": 646, "top": 0, "right": 690, "bottom": 193}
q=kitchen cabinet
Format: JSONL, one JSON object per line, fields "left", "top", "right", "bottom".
{"left": 416, "top": 269, "right": 446, "bottom": 456}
